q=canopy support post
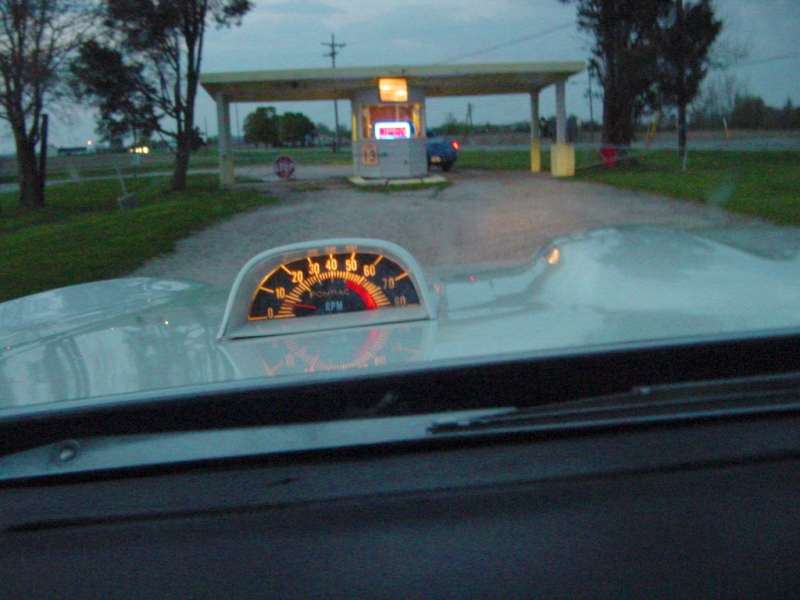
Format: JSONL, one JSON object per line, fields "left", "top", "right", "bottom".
{"left": 551, "top": 80, "right": 575, "bottom": 177}
{"left": 216, "top": 93, "right": 234, "bottom": 187}
{"left": 529, "top": 90, "right": 541, "bottom": 173}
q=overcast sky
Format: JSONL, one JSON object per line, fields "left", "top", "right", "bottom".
{"left": 3, "top": 0, "right": 799, "bottom": 152}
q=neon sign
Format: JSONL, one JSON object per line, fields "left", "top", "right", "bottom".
{"left": 374, "top": 121, "right": 411, "bottom": 140}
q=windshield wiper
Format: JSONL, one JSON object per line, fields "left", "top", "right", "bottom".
{"left": 0, "top": 408, "right": 511, "bottom": 483}
{"left": 428, "top": 372, "right": 800, "bottom": 435}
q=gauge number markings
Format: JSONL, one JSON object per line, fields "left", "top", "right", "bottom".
{"left": 249, "top": 252, "right": 420, "bottom": 320}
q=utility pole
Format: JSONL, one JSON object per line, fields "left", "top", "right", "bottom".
{"left": 322, "top": 33, "right": 345, "bottom": 152}
{"left": 38, "top": 114, "right": 48, "bottom": 204}
{"left": 235, "top": 104, "right": 241, "bottom": 146}
{"left": 587, "top": 71, "right": 595, "bottom": 143}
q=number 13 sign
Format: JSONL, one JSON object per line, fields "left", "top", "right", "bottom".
{"left": 361, "top": 143, "right": 378, "bottom": 165}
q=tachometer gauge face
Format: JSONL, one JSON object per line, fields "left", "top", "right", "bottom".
{"left": 249, "top": 252, "right": 419, "bottom": 320}
{"left": 218, "top": 239, "right": 436, "bottom": 340}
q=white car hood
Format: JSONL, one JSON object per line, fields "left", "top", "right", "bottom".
{"left": 2, "top": 226, "right": 799, "bottom": 412}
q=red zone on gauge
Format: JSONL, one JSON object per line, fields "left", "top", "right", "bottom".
{"left": 248, "top": 251, "right": 420, "bottom": 320}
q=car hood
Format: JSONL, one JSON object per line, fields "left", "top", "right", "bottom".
{"left": 2, "top": 225, "right": 799, "bottom": 413}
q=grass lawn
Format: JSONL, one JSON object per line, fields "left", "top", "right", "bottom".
{"left": 0, "top": 174, "right": 276, "bottom": 302}
{"left": 460, "top": 148, "right": 800, "bottom": 226}
{"left": 572, "top": 149, "right": 800, "bottom": 226}
{"left": 0, "top": 147, "right": 351, "bottom": 184}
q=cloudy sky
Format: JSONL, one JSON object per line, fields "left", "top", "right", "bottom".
{"left": 4, "top": 0, "right": 800, "bottom": 151}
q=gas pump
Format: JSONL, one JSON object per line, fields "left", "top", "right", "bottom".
{"left": 352, "top": 79, "right": 427, "bottom": 179}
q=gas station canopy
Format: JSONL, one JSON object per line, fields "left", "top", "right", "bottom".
{"left": 199, "top": 61, "right": 585, "bottom": 103}
{"left": 201, "top": 61, "right": 585, "bottom": 182}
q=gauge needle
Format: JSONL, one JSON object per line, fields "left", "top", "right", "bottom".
{"left": 285, "top": 303, "right": 317, "bottom": 310}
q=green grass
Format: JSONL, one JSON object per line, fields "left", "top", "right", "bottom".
{"left": 572, "top": 150, "right": 800, "bottom": 226}
{"left": 1, "top": 176, "right": 164, "bottom": 234}
{"left": 0, "top": 175, "right": 276, "bottom": 302}
{"left": 0, "top": 147, "right": 351, "bottom": 184}
{"left": 228, "top": 147, "right": 352, "bottom": 166}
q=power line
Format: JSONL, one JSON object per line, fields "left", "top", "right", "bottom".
{"left": 437, "top": 21, "right": 575, "bottom": 64}
{"left": 731, "top": 51, "right": 800, "bottom": 69}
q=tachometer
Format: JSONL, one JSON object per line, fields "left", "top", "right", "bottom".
{"left": 249, "top": 251, "right": 419, "bottom": 320}
{"left": 218, "top": 239, "right": 436, "bottom": 340}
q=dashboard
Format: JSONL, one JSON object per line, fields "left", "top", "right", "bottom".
{"left": 3, "top": 344, "right": 800, "bottom": 599}
{"left": 3, "top": 232, "right": 800, "bottom": 597}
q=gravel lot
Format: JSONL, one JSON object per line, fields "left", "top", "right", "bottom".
{"left": 133, "top": 168, "right": 766, "bottom": 289}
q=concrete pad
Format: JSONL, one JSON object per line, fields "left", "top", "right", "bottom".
{"left": 389, "top": 178, "right": 424, "bottom": 185}
{"left": 348, "top": 176, "right": 388, "bottom": 186}
{"left": 423, "top": 175, "right": 448, "bottom": 183}
{"left": 348, "top": 174, "right": 449, "bottom": 186}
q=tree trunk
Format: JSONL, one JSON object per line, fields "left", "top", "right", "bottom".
{"left": 677, "top": 101, "right": 687, "bottom": 159}
{"left": 676, "top": 0, "right": 687, "bottom": 159}
{"left": 16, "top": 137, "right": 45, "bottom": 208}
{"left": 171, "top": 136, "right": 191, "bottom": 191}
{"left": 602, "top": 83, "right": 636, "bottom": 148}
{"left": 172, "top": 66, "right": 197, "bottom": 192}
{"left": 599, "top": 33, "right": 636, "bottom": 149}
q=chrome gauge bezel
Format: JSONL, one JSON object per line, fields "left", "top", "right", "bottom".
{"left": 218, "top": 239, "right": 438, "bottom": 340}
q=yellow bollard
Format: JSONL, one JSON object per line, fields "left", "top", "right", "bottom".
{"left": 551, "top": 143, "right": 575, "bottom": 177}
{"left": 220, "top": 158, "right": 235, "bottom": 187}
{"left": 530, "top": 140, "right": 541, "bottom": 173}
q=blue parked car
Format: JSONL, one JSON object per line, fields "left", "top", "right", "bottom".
{"left": 426, "top": 130, "right": 459, "bottom": 172}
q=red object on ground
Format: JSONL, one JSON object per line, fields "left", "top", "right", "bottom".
{"left": 599, "top": 146, "right": 618, "bottom": 168}
{"left": 273, "top": 155, "right": 295, "bottom": 179}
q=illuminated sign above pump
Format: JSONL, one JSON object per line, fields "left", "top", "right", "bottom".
{"left": 378, "top": 78, "right": 408, "bottom": 102}
{"left": 374, "top": 121, "right": 412, "bottom": 140}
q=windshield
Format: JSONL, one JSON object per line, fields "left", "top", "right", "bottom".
{"left": 1, "top": 0, "right": 799, "bottom": 423}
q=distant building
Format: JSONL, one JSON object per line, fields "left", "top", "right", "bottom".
{"left": 56, "top": 146, "right": 88, "bottom": 156}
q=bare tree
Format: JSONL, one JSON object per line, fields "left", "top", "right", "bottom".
{"left": 707, "top": 35, "right": 750, "bottom": 72}
{"left": 687, "top": 30, "right": 749, "bottom": 129}
{"left": 72, "top": 0, "right": 252, "bottom": 192}
{"left": 0, "top": 0, "right": 90, "bottom": 208}
{"left": 690, "top": 73, "right": 747, "bottom": 127}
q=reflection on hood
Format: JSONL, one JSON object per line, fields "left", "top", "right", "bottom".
{"left": 2, "top": 226, "right": 799, "bottom": 411}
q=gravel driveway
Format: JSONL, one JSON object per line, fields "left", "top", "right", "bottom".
{"left": 133, "top": 169, "right": 765, "bottom": 289}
